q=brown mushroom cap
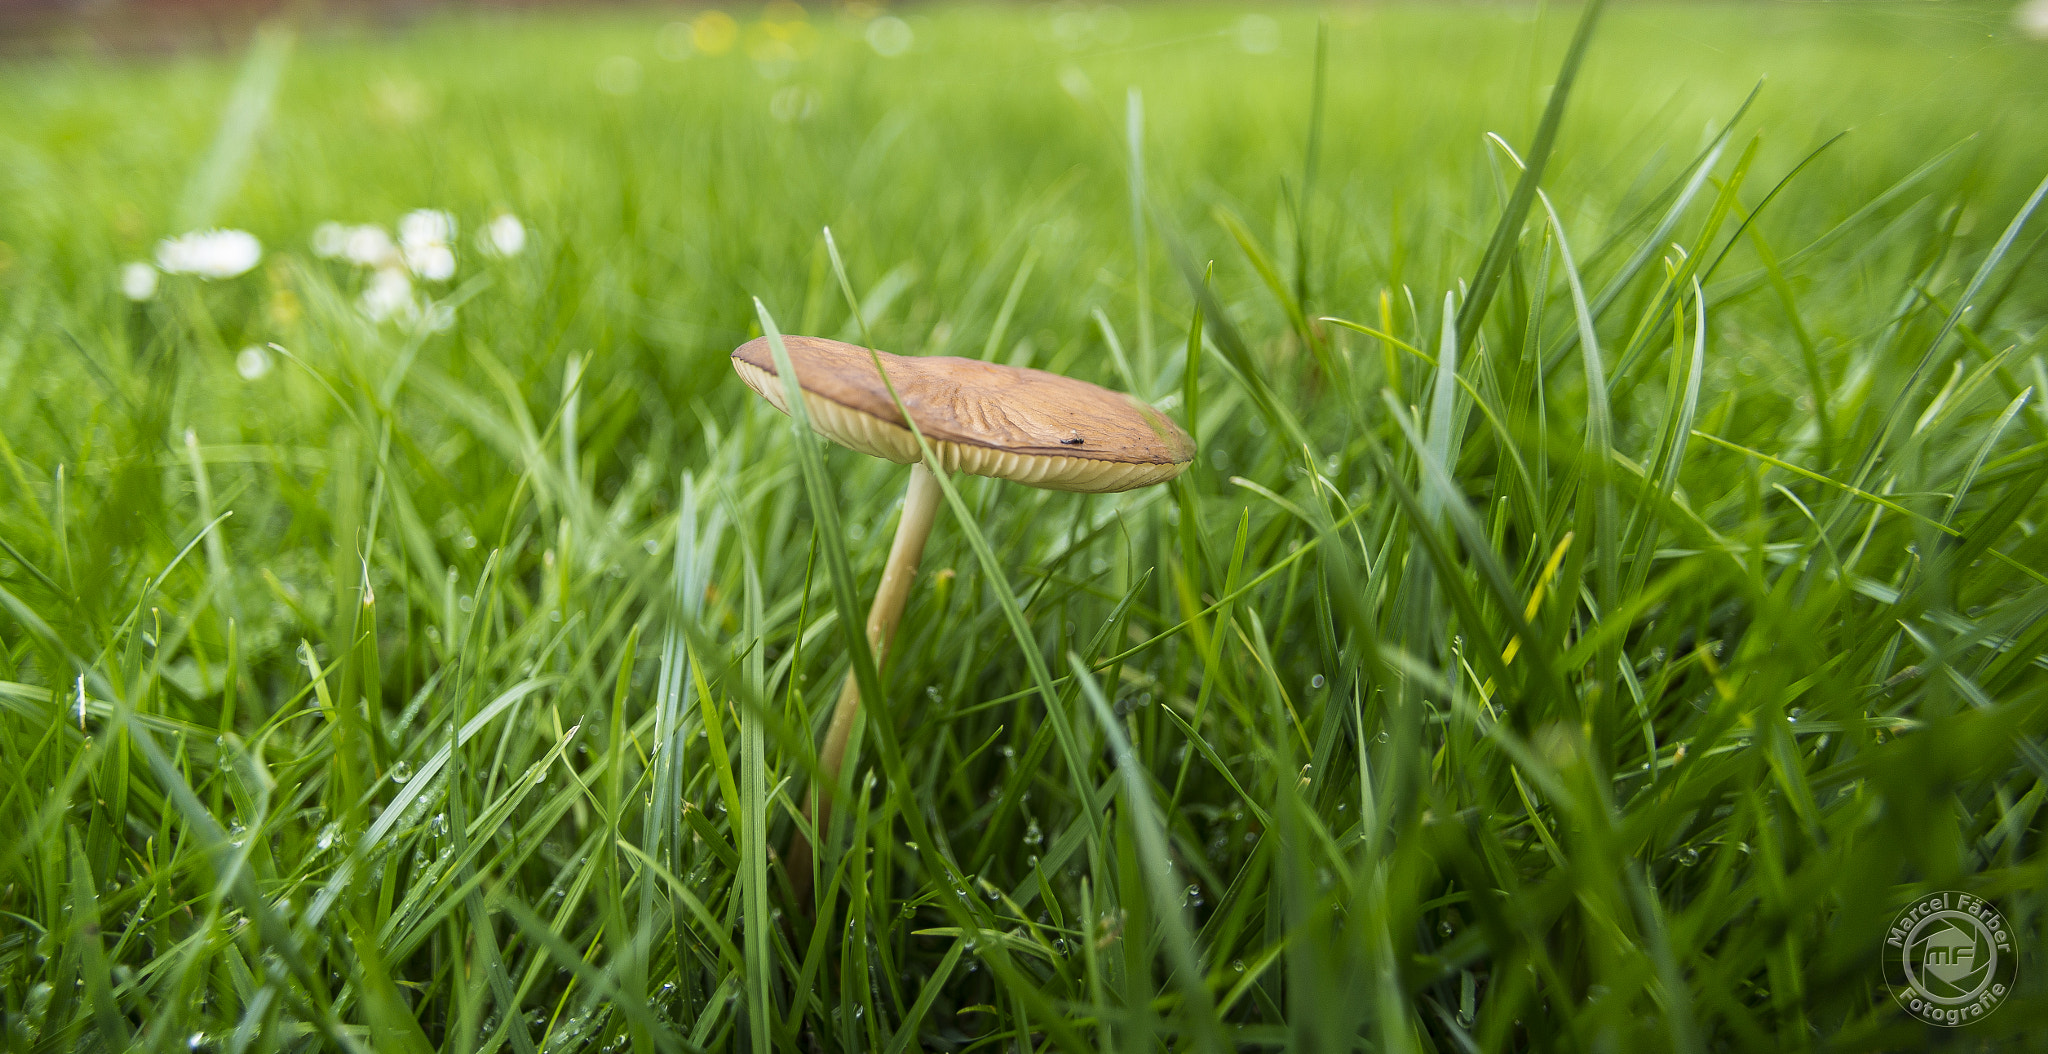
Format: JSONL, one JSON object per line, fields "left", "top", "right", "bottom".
{"left": 733, "top": 336, "right": 1196, "bottom": 493}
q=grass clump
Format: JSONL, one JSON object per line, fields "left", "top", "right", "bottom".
{"left": 3, "top": 2, "right": 2048, "bottom": 1051}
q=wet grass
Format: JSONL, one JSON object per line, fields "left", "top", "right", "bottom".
{"left": 3, "top": 1, "right": 2048, "bottom": 1051}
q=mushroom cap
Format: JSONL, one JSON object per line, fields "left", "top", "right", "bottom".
{"left": 733, "top": 336, "right": 1196, "bottom": 493}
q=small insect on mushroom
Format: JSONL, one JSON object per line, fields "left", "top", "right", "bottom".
{"left": 732, "top": 335, "right": 1195, "bottom": 904}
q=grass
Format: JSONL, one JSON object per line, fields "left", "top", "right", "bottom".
{"left": 3, "top": 1, "right": 2048, "bottom": 1050}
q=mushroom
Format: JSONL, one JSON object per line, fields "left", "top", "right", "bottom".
{"left": 731, "top": 335, "right": 1195, "bottom": 893}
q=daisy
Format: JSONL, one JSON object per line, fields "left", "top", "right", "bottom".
{"left": 481, "top": 213, "right": 527, "bottom": 258}
{"left": 399, "top": 209, "right": 455, "bottom": 250}
{"left": 343, "top": 225, "right": 398, "bottom": 269}
{"left": 120, "top": 262, "right": 158, "bottom": 301}
{"left": 312, "top": 222, "right": 349, "bottom": 259}
{"left": 406, "top": 243, "right": 456, "bottom": 282}
{"left": 361, "top": 268, "right": 415, "bottom": 323}
{"left": 399, "top": 210, "right": 457, "bottom": 281}
{"left": 155, "top": 229, "right": 262, "bottom": 279}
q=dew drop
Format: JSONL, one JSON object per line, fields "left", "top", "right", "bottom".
{"left": 1231, "top": 959, "right": 1245, "bottom": 973}
{"left": 1310, "top": 674, "right": 1326, "bottom": 689}
{"left": 389, "top": 761, "right": 414, "bottom": 784}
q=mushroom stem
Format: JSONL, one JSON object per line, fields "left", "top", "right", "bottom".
{"left": 792, "top": 460, "right": 943, "bottom": 898}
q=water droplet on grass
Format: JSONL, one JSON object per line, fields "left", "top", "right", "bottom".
{"left": 390, "top": 762, "right": 413, "bottom": 784}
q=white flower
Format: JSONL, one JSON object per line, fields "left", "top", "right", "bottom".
{"left": 342, "top": 225, "right": 397, "bottom": 268}
{"left": 361, "top": 267, "right": 414, "bottom": 322}
{"left": 120, "top": 262, "right": 158, "bottom": 301}
{"left": 398, "top": 210, "right": 457, "bottom": 280}
{"left": 312, "top": 222, "right": 349, "bottom": 259}
{"left": 481, "top": 213, "right": 527, "bottom": 257}
{"left": 405, "top": 243, "right": 456, "bottom": 282}
{"left": 236, "top": 346, "right": 272, "bottom": 380}
{"left": 399, "top": 210, "right": 455, "bottom": 252}
{"left": 155, "top": 229, "right": 262, "bottom": 279}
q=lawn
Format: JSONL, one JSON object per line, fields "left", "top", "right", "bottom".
{"left": 2, "top": 1, "right": 2047, "bottom": 1050}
